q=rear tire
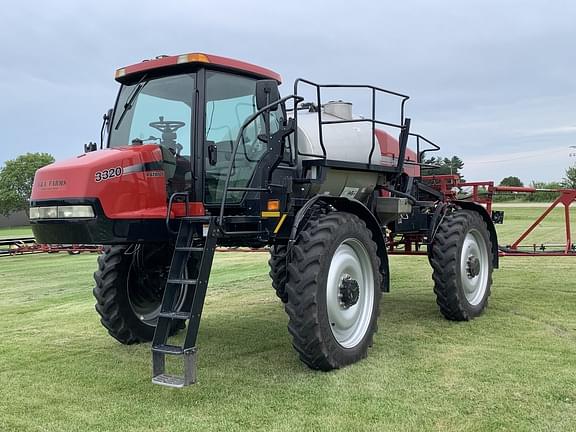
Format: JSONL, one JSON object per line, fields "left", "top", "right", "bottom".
{"left": 93, "top": 245, "right": 187, "bottom": 344}
{"left": 268, "top": 245, "right": 288, "bottom": 303}
{"left": 429, "top": 210, "right": 493, "bottom": 321}
{"left": 285, "top": 211, "right": 382, "bottom": 371}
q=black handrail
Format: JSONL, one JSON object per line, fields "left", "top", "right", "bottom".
{"left": 166, "top": 192, "right": 190, "bottom": 235}
{"left": 293, "top": 79, "right": 410, "bottom": 121}
{"left": 218, "top": 95, "right": 303, "bottom": 226}
{"left": 409, "top": 133, "right": 441, "bottom": 163}
{"left": 293, "top": 78, "right": 411, "bottom": 167}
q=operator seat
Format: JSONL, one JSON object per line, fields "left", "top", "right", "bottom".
{"left": 159, "top": 146, "right": 177, "bottom": 179}
{"left": 172, "top": 154, "right": 191, "bottom": 191}
{"left": 159, "top": 144, "right": 191, "bottom": 193}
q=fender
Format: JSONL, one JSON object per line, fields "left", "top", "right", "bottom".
{"left": 291, "top": 195, "right": 390, "bottom": 292}
{"left": 455, "top": 200, "right": 499, "bottom": 269}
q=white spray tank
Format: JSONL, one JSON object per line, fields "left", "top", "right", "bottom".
{"left": 292, "top": 101, "right": 384, "bottom": 201}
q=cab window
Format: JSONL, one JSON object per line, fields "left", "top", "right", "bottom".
{"left": 204, "top": 71, "right": 281, "bottom": 203}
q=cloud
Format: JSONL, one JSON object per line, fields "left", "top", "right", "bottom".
{"left": 463, "top": 146, "right": 572, "bottom": 184}
{"left": 519, "top": 126, "right": 576, "bottom": 137}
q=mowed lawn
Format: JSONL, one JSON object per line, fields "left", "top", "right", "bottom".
{"left": 0, "top": 206, "right": 575, "bottom": 431}
{"left": 0, "top": 226, "right": 34, "bottom": 239}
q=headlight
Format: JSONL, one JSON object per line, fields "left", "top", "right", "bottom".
{"left": 57, "top": 205, "right": 95, "bottom": 218}
{"left": 29, "top": 205, "right": 95, "bottom": 219}
{"left": 37, "top": 206, "right": 58, "bottom": 219}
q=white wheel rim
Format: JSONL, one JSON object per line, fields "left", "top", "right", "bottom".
{"left": 326, "top": 238, "right": 375, "bottom": 348}
{"left": 460, "top": 229, "right": 489, "bottom": 306}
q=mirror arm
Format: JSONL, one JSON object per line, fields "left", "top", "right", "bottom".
{"left": 100, "top": 109, "right": 113, "bottom": 150}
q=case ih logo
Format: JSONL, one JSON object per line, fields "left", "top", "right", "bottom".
{"left": 38, "top": 179, "right": 67, "bottom": 189}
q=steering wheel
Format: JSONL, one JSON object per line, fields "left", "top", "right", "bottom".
{"left": 147, "top": 116, "right": 185, "bottom": 155}
{"left": 149, "top": 116, "right": 186, "bottom": 134}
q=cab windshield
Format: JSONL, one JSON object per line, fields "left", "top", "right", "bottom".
{"left": 109, "top": 73, "right": 196, "bottom": 158}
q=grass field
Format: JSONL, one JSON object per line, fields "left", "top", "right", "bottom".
{"left": 0, "top": 206, "right": 575, "bottom": 431}
{"left": 0, "top": 225, "right": 33, "bottom": 239}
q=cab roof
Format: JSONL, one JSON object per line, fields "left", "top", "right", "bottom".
{"left": 114, "top": 52, "right": 282, "bottom": 84}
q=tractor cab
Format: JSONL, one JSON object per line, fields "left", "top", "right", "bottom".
{"left": 30, "top": 53, "right": 286, "bottom": 244}
{"left": 110, "top": 53, "right": 285, "bottom": 203}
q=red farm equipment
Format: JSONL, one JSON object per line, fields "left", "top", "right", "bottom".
{"left": 28, "top": 52, "right": 570, "bottom": 387}
{"left": 0, "top": 237, "right": 102, "bottom": 257}
{"left": 391, "top": 175, "right": 576, "bottom": 257}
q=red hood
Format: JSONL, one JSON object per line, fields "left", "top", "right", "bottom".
{"left": 31, "top": 145, "right": 168, "bottom": 218}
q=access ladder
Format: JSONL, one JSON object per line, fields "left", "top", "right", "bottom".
{"left": 151, "top": 216, "right": 217, "bottom": 388}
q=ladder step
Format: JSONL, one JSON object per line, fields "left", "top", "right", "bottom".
{"left": 175, "top": 246, "right": 204, "bottom": 252}
{"left": 152, "top": 374, "right": 187, "bottom": 389}
{"left": 158, "top": 311, "right": 190, "bottom": 320}
{"left": 152, "top": 347, "right": 198, "bottom": 387}
{"left": 152, "top": 344, "right": 183, "bottom": 355}
{"left": 167, "top": 278, "right": 197, "bottom": 285}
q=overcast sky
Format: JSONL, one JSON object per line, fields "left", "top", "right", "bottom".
{"left": 1, "top": 0, "right": 575, "bottom": 184}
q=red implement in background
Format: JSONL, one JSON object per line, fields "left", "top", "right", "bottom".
{"left": 388, "top": 174, "right": 575, "bottom": 257}
{"left": 499, "top": 189, "right": 576, "bottom": 256}
{"left": 0, "top": 237, "right": 103, "bottom": 257}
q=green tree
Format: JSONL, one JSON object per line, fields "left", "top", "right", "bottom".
{"left": 0, "top": 153, "right": 55, "bottom": 216}
{"left": 422, "top": 155, "right": 465, "bottom": 180}
{"left": 562, "top": 166, "right": 576, "bottom": 189}
{"left": 499, "top": 176, "right": 524, "bottom": 187}
{"left": 444, "top": 156, "right": 464, "bottom": 175}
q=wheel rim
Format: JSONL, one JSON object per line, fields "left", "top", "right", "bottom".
{"left": 460, "top": 229, "right": 489, "bottom": 306}
{"left": 326, "top": 238, "right": 375, "bottom": 348}
{"left": 126, "top": 247, "right": 188, "bottom": 326}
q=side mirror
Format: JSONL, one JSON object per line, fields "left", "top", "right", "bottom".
{"left": 105, "top": 108, "right": 113, "bottom": 134}
{"left": 100, "top": 108, "right": 114, "bottom": 149}
{"left": 256, "top": 80, "right": 280, "bottom": 111}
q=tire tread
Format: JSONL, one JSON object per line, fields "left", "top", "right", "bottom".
{"left": 430, "top": 210, "right": 493, "bottom": 321}
{"left": 285, "top": 210, "right": 382, "bottom": 370}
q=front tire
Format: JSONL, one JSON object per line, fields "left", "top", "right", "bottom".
{"left": 268, "top": 245, "right": 288, "bottom": 303}
{"left": 285, "top": 211, "right": 382, "bottom": 371}
{"left": 93, "top": 244, "right": 188, "bottom": 344}
{"left": 429, "top": 209, "right": 493, "bottom": 321}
